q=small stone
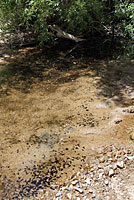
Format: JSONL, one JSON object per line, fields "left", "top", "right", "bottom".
{"left": 74, "top": 186, "right": 83, "bottom": 194}
{"left": 92, "top": 193, "right": 96, "bottom": 198}
{"left": 75, "top": 192, "right": 80, "bottom": 197}
{"left": 97, "top": 165, "right": 102, "bottom": 169}
{"left": 71, "top": 180, "right": 79, "bottom": 185}
{"left": 85, "top": 178, "right": 91, "bottom": 185}
{"left": 126, "top": 156, "right": 134, "bottom": 160}
{"left": 93, "top": 81, "right": 97, "bottom": 84}
{"left": 98, "top": 169, "right": 104, "bottom": 173}
{"left": 104, "top": 179, "right": 109, "bottom": 185}
{"left": 117, "top": 161, "right": 124, "bottom": 169}
{"left": 109, "top": 169, "right": 114, "bottom": 177}
{"left": 65, "top": 187, "right": 72, "bottom": 191}
{"left": 83, "top": 170, "right": 88, "bottom": 175}
{"left": 50, "top": 184, "right": 57, "bottom": 190}
{"left": 105, "top": 196, "right": 110, "bottom": 200}
{"left": 77, "top": 172, "right": 81, "bottom": 176}
{"left": 88, "top": 188, "right": 93, "bottom": 193}
{"left": 99, "top": 157, "right": 105, "bottom": 163}
{"left": 99, "top": 173, "right": 103, "bottom": 179}
{"left": 130, "top": 132, "right": 134, "bottom": 140}
{"left": 56, "top": 191, "right": 62, "bottom": 197}
{"left": 66, "top": 193, "right": 72, "bottom": 199}
{"left": 108, "top": 158, "right": 113, "bottom": 162}
{"left": 113, "top": 163, "right": 117, "bottom": 170}
{"left": 69, "top": 184, "right": 73, "bottom": 190}
{"left": 104, "top": 167, "right": 109, "bottom": 176}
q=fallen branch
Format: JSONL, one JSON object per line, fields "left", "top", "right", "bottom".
{"left": 49, "top": 24, "right": 86, "bottom": 43}
{"left": 64, "top": 43, "right": 82, "bottom": 57}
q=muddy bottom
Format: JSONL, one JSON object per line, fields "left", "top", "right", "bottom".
{"left": 0, "top": 46, "right": 134, "bottom": 199}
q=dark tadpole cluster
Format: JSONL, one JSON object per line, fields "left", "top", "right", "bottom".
{"left": 1, "top": 138, "right": 86, "bottom": 199}
{"left": 1, "top": 155, "right": 73, "bottom": 199}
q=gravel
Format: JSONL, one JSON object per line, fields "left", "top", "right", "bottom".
{"left": 2, "top": 145, "right": 134, "bottom": 200}
{"left": 40, "top": 145, "right": 134, "bottom": 200}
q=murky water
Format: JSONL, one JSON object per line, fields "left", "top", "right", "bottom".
{"left": 0, "top": 43, "right": 134, "bottom": 199}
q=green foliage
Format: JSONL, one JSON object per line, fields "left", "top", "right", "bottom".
{"left": 115, "top": 1, "right": 134, "bottom": 38}
{"left": 0, "top": 0, "right": 134, "bottom": 44}
{"left": 62, "top": 0, "right": 105, "bottom": 34}
{"left": 0, "top": 0, "right": 24, "bottom": 31}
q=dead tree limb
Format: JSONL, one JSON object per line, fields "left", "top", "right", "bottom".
{"left": 48, "top": 24, "right": 86, "bottom": 43}
{"left": 64, "top": 43, "right": 82, "bottom": 57}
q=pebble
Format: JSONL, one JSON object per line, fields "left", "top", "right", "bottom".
{"left": 109, "top": 169, "right": 114, "bottom": 177}
{"left": 88, "top": 188, "right": 93, "bottom": 193}
{"left": 65, "top": 186, "right": 72, "bottom": 191}
{"left": 71, "top": 180, "right": 79, "bottom": 185}
{"left": 66, "top": 193, "right": 72, "bottom": 199}
{"left": 99, "top": 157, "right": 105, "bottom": 163}
{"left": 130, "top": 132, "right": 134, "bottom": 140}
{"left": 56, "top": 191, "right": 62, "bottom": 197}
{"left": 104, "top": 167, "right": 109, "bottom": 176}
{"left": 85, "top": 178, "right": 91, "bottom": 185}
{"left": 99, "top": 173, "right": 103, "bottom": 179}
{"left": 73, "top": 186, "right": 83, "bottom": 194}
{"left": 105, "top": 196, "right": 110, "bottom": 200}
{"left": 83, "top": 170, "right": 88, "bottom": 175}
{"left": 104, "top": 179, "right": 109, "bottom": 185}
{"left": 69, "top": 184, "right": 74, "bottom": 190}
{"left": 126, "top": 156, "right": 134, "bottom": 160}
{"left": 92, "top": 193, "right": 96, "bottom": 198}
{"left": 117, "top": 161, "right": 124, "bottom": 169}
{"left": 8, "top": 145, "right": 134, "bottom": 200}
{"left": 113, "top": 163, "right": 117, "bottom": 170}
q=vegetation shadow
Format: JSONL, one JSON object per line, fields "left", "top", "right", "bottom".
{"left": 0, "top": 39, "right": 134, "bottom": 107}
{"left": 95, "top": 59, "right": 134, "bottom": 107}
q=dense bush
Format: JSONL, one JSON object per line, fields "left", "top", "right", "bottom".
{"left": 0, "top": 0, "right": 134, "bottom": 44}
{"left": 115, "top": 1, "right": 134, "bottom": 38}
